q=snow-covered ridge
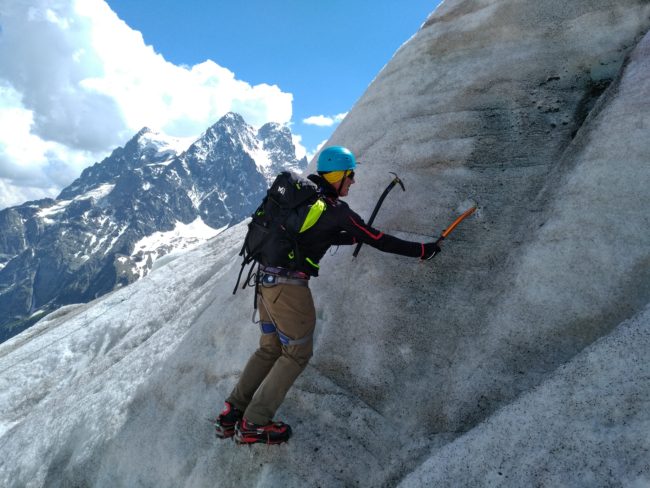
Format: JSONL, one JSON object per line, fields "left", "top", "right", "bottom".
{"left": 137, "top": 129, "right": 194, "bottom": 159}
{"left": 36, "top": 199, "right": 71, "bottom": 219}
{"left": 188, "top": 115, "right": 301, "bottom": 182}
{"left": 128, "top": 217, "right": 225, "bottom": 278}
{"left": 36, "top": 183, "right": 115, "bottom": 222}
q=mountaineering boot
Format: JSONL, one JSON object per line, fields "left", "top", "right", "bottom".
{"left": 234, "top": 418, "right": 292, "bottom": 445}
{"left": 214, "top": 401, "right": 243, "bottom": 439}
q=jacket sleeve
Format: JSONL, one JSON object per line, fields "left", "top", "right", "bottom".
{"left": 340, "top": 206, "right": 424, "bottom": 258}
{"left": 330, "top": 231, "right": 356, "bottom": 246}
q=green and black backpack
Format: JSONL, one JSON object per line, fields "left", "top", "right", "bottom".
{"left": 233, "top": 171, "right": 325, "bottom": 294}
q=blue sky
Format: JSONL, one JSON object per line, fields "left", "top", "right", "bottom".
{"left": 105, "top": 0, "right": 438, "bottom": 154}
{"left": 0, "top": 1, "right": 439, "bottom": 209}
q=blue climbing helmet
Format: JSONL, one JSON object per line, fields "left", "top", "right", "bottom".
{"left": 317, "top": 146, "right": 356, "bottom": 172}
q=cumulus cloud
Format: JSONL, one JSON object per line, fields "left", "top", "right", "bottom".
{"left": 0, "top": 0, "right": 293, "bottom": 209}
{"left": 302, "top": 112, "right": 348, "bottom": 127}
{"left": 291, "top": 134, "right": 308, "bottom": 161}
{"left": 288, "top": 132, "right": 326, "bottom": 164}
{"left": 0, "top": 81, "right": 100, "bottom": 207}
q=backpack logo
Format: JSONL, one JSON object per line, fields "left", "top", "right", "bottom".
{"left": 277, "top": 186, "right": 286, "bottom": 195}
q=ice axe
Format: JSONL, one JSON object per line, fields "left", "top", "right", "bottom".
{"left": 437, "top": 205, "right": 477, "bottom": 243}
{"left": 426, "top": 204, "right": 477, "bottom": 259}
{"left": 353, "top": 172, "right": 405, "bottom": 258}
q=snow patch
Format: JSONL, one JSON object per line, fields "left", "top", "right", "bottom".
{"left": 130, "top": 218, "right": 225, "bottom": 278}
{"left": 82, "top": 183, "right": 115, "bottom": 202}
{"left": 138, "top": 131, "right": 193, "bottom": 158}
{"left": 104, "top": 225, "right": 128, "bottom": 255}
{"left": 245, "top": 144, "right": 272, "bottom": 169}
{"left": 187, "top": 187, "right": 203, "bottom": 209}
{"left": 37, "top": 199, "right": 71, "bottom": 219}
{"left": 37, "top": 184, "right": 115, "bottom": 222}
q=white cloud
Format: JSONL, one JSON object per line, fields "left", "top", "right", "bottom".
{"left": 0, "top": 82, "right": 103, "bottom": 208}
{"left": 291, "top": 134, "right": 308, "bottom": 161}
{"left": 302, "top": 112, "right": 348, "bottom": 127}
{"left": 306, "top": 140, "right": 328, "bottom": 163}
{"left": 0, "top": 179, "right": 60, "bottom": 209}
{"left": 0, "top": 0, "right": 293, "bottom": 209}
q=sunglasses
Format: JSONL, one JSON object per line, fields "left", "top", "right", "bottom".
{"left": 346, "top": 170, "right": 355, "bottom": 180}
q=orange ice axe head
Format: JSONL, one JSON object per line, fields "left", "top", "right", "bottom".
{"left": 436, "top": 205, "right": 477, "bottom": 244}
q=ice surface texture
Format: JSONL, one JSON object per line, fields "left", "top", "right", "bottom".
{"left": 1, "top": 1, "right": 649, "bottom": 486}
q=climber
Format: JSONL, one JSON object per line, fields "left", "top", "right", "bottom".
{"left": 215, "top": 146, "right": 442, "bottom": 445}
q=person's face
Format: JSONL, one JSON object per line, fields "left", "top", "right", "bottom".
{"left": 338, "top": 170, "right": 355, "bottom": 197}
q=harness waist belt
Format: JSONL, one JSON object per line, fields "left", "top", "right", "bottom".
{"left": 261, "top": 266, "right": 310, "bottom": 280}
{"left": 260, "top": 273, "right": 308, "bottom": 287}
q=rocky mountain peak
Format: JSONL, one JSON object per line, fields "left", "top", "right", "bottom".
{"left": 192, "top": 113, "right": 257, "bottom": 159}
{"left": 205, "top": 112, "right": 250, "bottom": 137}
{"left": 257, "top": 122, "right": 291, "bottom": 147}
{"left": 57, "top": 128, "right": 183, "bottom": 201}
{"left": 135, "top": 126, "right": 153, "bottom": 137}
{"left": 257, "top": 122, "right": 306, "bottom": 175}
{"left": 0, "top": 112, "right": 305, "bottom": 342}
{"left": 218, "top": 111, "right": 247, "bottom": 126}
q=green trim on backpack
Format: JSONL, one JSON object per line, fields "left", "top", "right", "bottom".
{"left": 305, "top": 257, "right": 320, "bottom": 269}
{"left": 299, "top": 198, "right": 326, "bottom": 233}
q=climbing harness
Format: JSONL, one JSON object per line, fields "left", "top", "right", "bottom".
{"left": 254, "top": 268, "right": 313, "bottom": 346}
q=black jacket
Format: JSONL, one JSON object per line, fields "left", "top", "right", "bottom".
{"left": 296, "top": 174, "right": 425, "bottom": 276}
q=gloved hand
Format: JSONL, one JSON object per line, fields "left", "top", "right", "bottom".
{"left": 421, "top": 242, "right": 441, "bottom": 260}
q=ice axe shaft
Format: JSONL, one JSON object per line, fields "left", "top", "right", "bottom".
{"left": 435, "top": 205, "right": 477, "bottom": 245}
{"left": 353, "top": 172, "right": 405, "bottom": 258}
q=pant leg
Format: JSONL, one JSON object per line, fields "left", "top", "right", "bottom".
{"left": 226, "top": 288, "right": 282, "bottom": 411}
{"left": 243, "top": 282, "right": 316, "bottom": 424}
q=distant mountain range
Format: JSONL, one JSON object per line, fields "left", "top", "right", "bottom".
{"left": 0, "top": 112, "right": 306, "bottom": 341}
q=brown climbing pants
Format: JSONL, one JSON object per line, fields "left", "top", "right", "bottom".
{"left": 227, "top": 281, "right": 316, "bottom": 425}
